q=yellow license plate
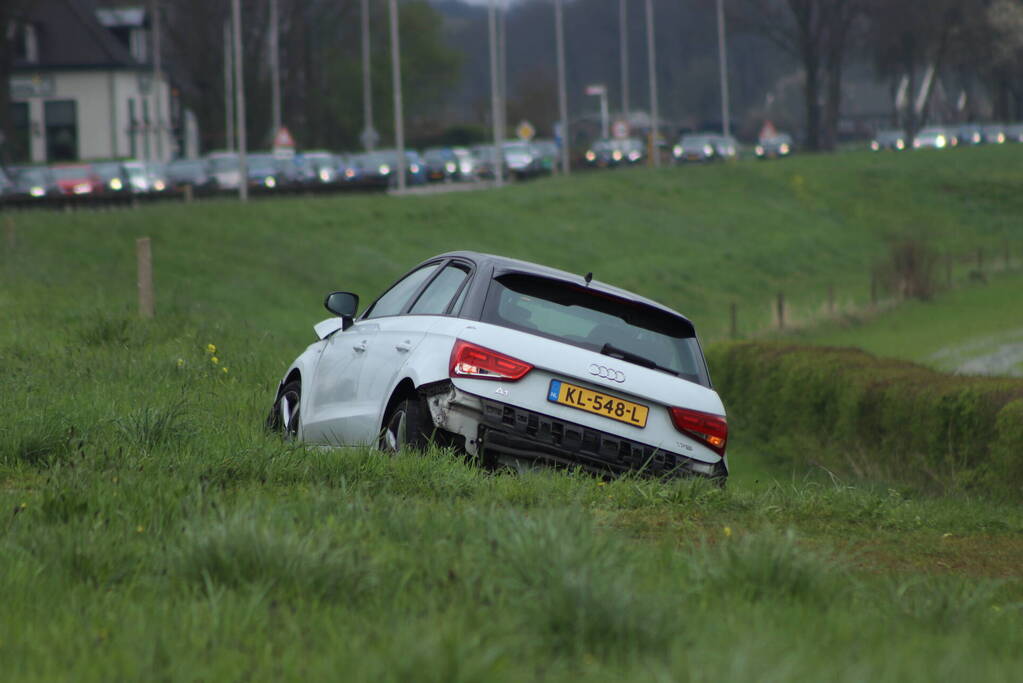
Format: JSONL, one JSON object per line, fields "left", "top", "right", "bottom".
{"left": 547, "top": 380, "right": 648, "bottom": 428}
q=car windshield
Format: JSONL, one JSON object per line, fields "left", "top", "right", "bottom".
{"left": 52, "top": 166, "right": 92, "bottom": 180}
{"left": 168, "top": 160, "right": 206, "bottom": 178}
{"left": 248, "top": 156, "right": 278, "bottom": 174}
{"left": 92, "top": 163, "right": 122, "bottom": 180}
{"left": 681, "top": 136, "right": 713, "bottom": 146}
{"left": 14, "top": 168, "right": 48, "bottom": 184}
{"left": 482, "top": 273, "right": 710, "bottom": 386}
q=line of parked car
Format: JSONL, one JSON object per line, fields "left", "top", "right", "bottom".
{"left": 582, "top": 130, "right": 795, "bottom": 169}
{"left": 871, "top": 122, "right": 1023, "bottom": 151}
{"left": 0, "top": 139, "right": 564, "bottom": 206}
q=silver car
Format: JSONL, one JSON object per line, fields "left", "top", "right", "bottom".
{"left": 267, "top": 252, "right": 728, "bottom": 480}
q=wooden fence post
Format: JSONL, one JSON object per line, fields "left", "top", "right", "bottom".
{"left": 137, "top": 237, "right": 154, "bottom": 319}
{"left": 730, "top": 302, "right": 738, "bottom": 339}
{"left": 776, "top": 292, "right": 785, "bottom": 330}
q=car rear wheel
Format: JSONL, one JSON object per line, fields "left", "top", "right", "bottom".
{"left": 268, "top": 380, "right": 301, "bottom": 439}
{"left": 380, "top": 397, "right": 431, "bottom": 453}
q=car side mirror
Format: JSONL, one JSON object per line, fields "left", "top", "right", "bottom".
{"left": 324, "top": 291, "right": 359, "bottom": 330}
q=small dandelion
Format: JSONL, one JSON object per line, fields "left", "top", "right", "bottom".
{"left": 992, "top": 605, "right": 1003, "bottom": 613}
{"left": 942, "top": 532, "right": 953, "bottom": 539}
{"left": 597, "top": 481, "right": 606, "bottom": 487}
{"left": 222, "top": 367, "right": 229, "bottom": 374}
{"left": 136, "top": 525, "right": 144, "bottom": 533}
{"left": 207, "top": 343, "right": 217, "bottom": 354}
{"left": 210, "top": 356, "right": 219, "bottom": 364}
{"left": 723, "top": 526, "right": 733, "bottom": 537}
{"left": 19, "top": 502, "right": 28, "bottom": 509}
{"left": 176, "top": 358, "right": 185, "bottom": 368}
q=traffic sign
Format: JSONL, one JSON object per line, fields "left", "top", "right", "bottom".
{"left": 759, "top": 120, "right": 778, "bottom": 141}
{"left": 516, "top": 120, "right": 536, "bottom": 141}
{"left": 273, "top": 126, "right": 295, "bottom": 149}
{"left": 612, "top": 119, "right": 629, "bottom": 139}
{"left": 585, "top": 84, "right": 606, "bottom": 96}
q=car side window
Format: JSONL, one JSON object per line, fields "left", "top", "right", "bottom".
{"left": 409, "top": 264, "right": 470, "bottom": 315}
{"left": 363, "top": 263, "right": 440, "bottom": 319}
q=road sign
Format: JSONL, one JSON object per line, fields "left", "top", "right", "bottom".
{"left": 273, "top": 126, "right": 295, "bottom": 149}
{"left": 359, "top": 126, "right": 380, "bottom": 150}
{"left": 516, "top": 120, "right": 536, "bottom": 141}
{"left": 585, "top": 84, "right": 606, "bottom": 96}
{"left": 612, "top": 119, "right": 629, "bottom": 139}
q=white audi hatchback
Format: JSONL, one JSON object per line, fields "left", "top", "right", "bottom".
{"left": 267, "top": 251, "right": 728, "bottom": 480}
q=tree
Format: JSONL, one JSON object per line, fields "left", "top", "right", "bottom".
{"left": 730, "top": 0, "right": 864, "bottom": 150}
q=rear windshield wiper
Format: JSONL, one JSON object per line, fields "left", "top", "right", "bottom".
{"left": 600, "top": 343, "right": 679, "bottom": 377}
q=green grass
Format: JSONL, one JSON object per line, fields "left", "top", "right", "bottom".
{"left": 785, "top": 269, "right": 1023, "bottom": 376}
{"left": 3, "top": 148, "right": 1023, "bottom": 680}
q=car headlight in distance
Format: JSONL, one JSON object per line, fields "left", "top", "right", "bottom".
{"left": 703, "top": 144, "right": 714, "bottom": 156}
{"left": 344, "top": 168, "right": 356, "bottom": 179}
{"left": 997, "top": 133, "right": 1006, "bottom": 143}
{"left": 935, "top": 135, "right": 946, "bottom": 149}
{"left": 264, "top": 176, "right": 276, "bottom": 188}
{"left": 319, "top": 168, "right": 331, "bottom": 182}
{"left": 459, "top": 161, "right": 472, "bottom": 174}
{"left": 628, "top": 151, "right": 641, "bottom": 161}
{"left": 896, "top": 139, "right": 905, "bottom": 150}
{"left": 410, "top": 164, "right": 421, "bottom": 173}
{"left": 154, "top": 180, "right": 166, "bottom": 191}
{"left": 673, "top": 144, "right": 682, "bottom": 157}
{"left": 445, "top": 161, "right": 456, "bottom": 173}
{"left": 585, "top": 150, "right": 596, "bottom": 161}
{"left": 612, "top": 150, "right": 622, "bottom": 161}
{"left": 870, "top": 141, "right": 880, "bottom": 151}
{"left": 30, "top": 186, "right": 45, "bottom": 197}
{"left": 779, "top": 143, "right": 791, "bottom": 154}
{"left": 73, "top": 183, "right": 92, "bottom": 195}
{"left": 109, "top": 177, "right": 123, "bottom": 190}
{"left": 379, "top": 164, "right": 390, "bottom": 175}
{"left": 755, "top": 145, "right": 764, "bottom": 156}
{"left": 913, "top": 139, "right": 921, "bottom": 148}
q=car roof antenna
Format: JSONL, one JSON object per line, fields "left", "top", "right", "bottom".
{"left": 584, "top": 272, "right": 593, "bottom": 286}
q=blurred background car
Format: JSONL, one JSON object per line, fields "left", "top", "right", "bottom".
{"left": 422, "top": 147, "right": 459, "bottom": 182}
{"left": 166, "top": 158, "right": 214, "bottom": 191}
{"left": 207, "top": 152, "right": 241, "bottom": 190}
{"left": 674, "top": 134, "right": 720, "bottom": 163}
{"left": 121, "top": 161, "right": 151, "bottom": 193}
{"left": 617, "top": 137, "right": 645, "bottom": 164}
{"left": 531, "top": 139, "right": 560, "bottom": 173}
{"left": 501, "top": 141, "right": 542, "bottom": 179}
{"left": 146, "top": 162, "right": 169, "bottom": 193}
{"left": 9, "top": 166, "right": 59, "bottom": 199}
{"left": 584, "top": 139, "right": 619, "bottom": 168}
{"left": 1003, "top": 123, "right": 1023, "bottom": 143}
{"left": 981, "top": 124, "right": 1007, "bottom": 144}
{"left": 298, "top": 151, "right": 342, "bottom": 186}
{"left": 451, "top": 147, "right": 477, "bottom": 180}
{"left": 51, "top": 163, "right": 101, "bottom": 195}
{"left": 955, "top": 124, "right": 983, "bottom": 146}
{"left": 755, "top": 133, "right": 794, "bottom": 159}
{"left": 469, "top": 145, "right": 505, "bottom": 179}
{"left": 913, "top": 127, "right": 951, "bottom": 150}
{"left": 92, "top": 161, "right": 132, "bottom": 195}
{"left": 711, "top": 135, "right": 738, "bottom": 161}
{"left": 246, "top": 153, "right": 287, "bottom": 191}
{"left": 870, "top": 130, "right": 908, "bottom": 151}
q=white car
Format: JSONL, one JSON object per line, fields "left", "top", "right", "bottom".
{"left": 267, "top": 252, "right": 728, "bottom": 480}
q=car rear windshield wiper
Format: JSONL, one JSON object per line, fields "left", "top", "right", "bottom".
{"left": 600, "top": 343, "right": 679, "bottom": 377}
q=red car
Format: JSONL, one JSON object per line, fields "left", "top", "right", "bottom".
{"left": 51, "top": 164, "right": 101, "bottom": 196}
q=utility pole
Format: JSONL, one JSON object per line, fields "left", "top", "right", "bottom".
{"left": 389, "top": 0, "right": 405, "bottom": 192}
{"left": 232, "top": 0, "right": 248, "bottom": 200}
{"left": 716, "top": 0, "right": 730, "bottom": 137}
{"left": 488, "top": 0, "right": 504, "bottom": 186}
{"left": 360, "top": 0, "right": 377, "bottom": 150}
{"left": 224, "top": 21, "right": 234, "bottom": 152}
{"left": 619, "top": 0, "right": 629, "bottom": 122}
{"left": 645, "top": 0, "right": 659, "bottom": 167}
{"left": 498, "top": 1, "right": 507, "bottom": 145}
{"left": 270, "top": 0, "right": 281, "bottom": 137}
{"left": 151, "top": 0, "right": 163, "bottom": 161}
{"left": 554, "top": 0, "right": 569, "bottom": 175}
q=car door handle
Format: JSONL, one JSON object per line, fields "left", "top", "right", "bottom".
{"left": 353, "top": 341, "right": 367, "bottom": 353}
{"left": 395, "top": 340, "right": 413, "bottom": 353}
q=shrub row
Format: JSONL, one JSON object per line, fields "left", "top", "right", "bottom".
{"left": 706, "top": 342, "right": 1023, "bottom": 496}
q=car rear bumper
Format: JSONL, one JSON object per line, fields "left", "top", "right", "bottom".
{"left": 424, "top": 382, "right": 726, "bottom": 479}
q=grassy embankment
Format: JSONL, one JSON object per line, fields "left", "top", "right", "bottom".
{"left": 3, "top": 148, "right": 1023, "bottom": 680}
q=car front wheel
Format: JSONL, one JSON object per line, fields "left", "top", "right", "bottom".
{"left": 268, "top": 380, "right": 302, "bottom": 439}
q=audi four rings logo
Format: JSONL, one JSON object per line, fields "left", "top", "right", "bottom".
{"left": 589, "top": 364, "right": 626, "bottom": 383}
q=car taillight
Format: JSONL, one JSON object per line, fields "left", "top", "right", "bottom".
{"left": 449, "top": 339, "right": 532, "bottom": 381}
{"left": 668, "top": 407, "right": 727, "bottom": 456}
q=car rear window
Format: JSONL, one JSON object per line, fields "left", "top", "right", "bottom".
{"left": 482, "top": 273, "right": 710, "bottom": 387}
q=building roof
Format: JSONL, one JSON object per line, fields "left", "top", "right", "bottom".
{"left": 16, "top": 0, "right": 141, "bottom": 71}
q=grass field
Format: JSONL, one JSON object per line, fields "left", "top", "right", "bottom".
{"left": 3, "top": 148, "right": 1023, "bottom": 680}
{"left": 786, "top": 269, "right": 1023, "bottom": 376}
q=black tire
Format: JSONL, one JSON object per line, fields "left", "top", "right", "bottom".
{"left": 380, "top": 397, "right": 432, "bottom": 453}
{"left": 267, "top": 380, "right": 302, "bottom": 439}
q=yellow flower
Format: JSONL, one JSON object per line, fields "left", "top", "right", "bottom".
{"left": 136, "top": 525, "right": 144, "bottom": 533}
{"left": 176, "top": 358, "right": 185, "bottom": 368}
{"left": 597, "top": 481, "right": 606, "bottom": 487}
{"left": 723, "top": 526, "right": 733, "bottom": 537}
{"left": 19, "top": 502, "right": 27, "bottom": 509}
{"left": 222, "top": 367, "right": 229, "bottom": 374}
{"left": 207, "top": 344, "right": 217, "bottom": 353}
{"left": 942, "top": 532, "right": 952, "bottom": 539}
{"left": 210, "top": 356, "right": 219, "bottom": 364}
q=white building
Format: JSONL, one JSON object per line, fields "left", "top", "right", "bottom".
{"left": 8, "top": 0, "right": 177, "bottom": 163}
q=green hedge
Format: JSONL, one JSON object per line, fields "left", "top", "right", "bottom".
{"left": 706, "top": 342, "right": 1023, "bottom": 496}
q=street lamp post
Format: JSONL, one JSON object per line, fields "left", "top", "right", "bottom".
{"left": 645, "top": 0, "right": 659, "bottom": 167}
{"left": 223, "top": 21, "right": 234, "bottom": 152}
{"left": 586, "top": 84, "right": 609, "bottom": 140}
{"left": 270, "top": 0, "right": 281, "bottom": 137}
{"left": 388, "top": 0, "right": 405, "bottom": 193}
{"left": 554, "top": 0, "right": 569, "bottom": 175}
{"left": 361, "top": 0, "right": 377, "bottom": 150}
{"left": 488, "top": 0, "right": 504, "bottom": 186}
{"left": 619, "top": 0, "right": 629, "bottom": 122}
{"left": 232, "top": 0, "right": 248, "bottom": 200}
{"left": 716, "top": 0, "right": 731, "bottom": 137}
